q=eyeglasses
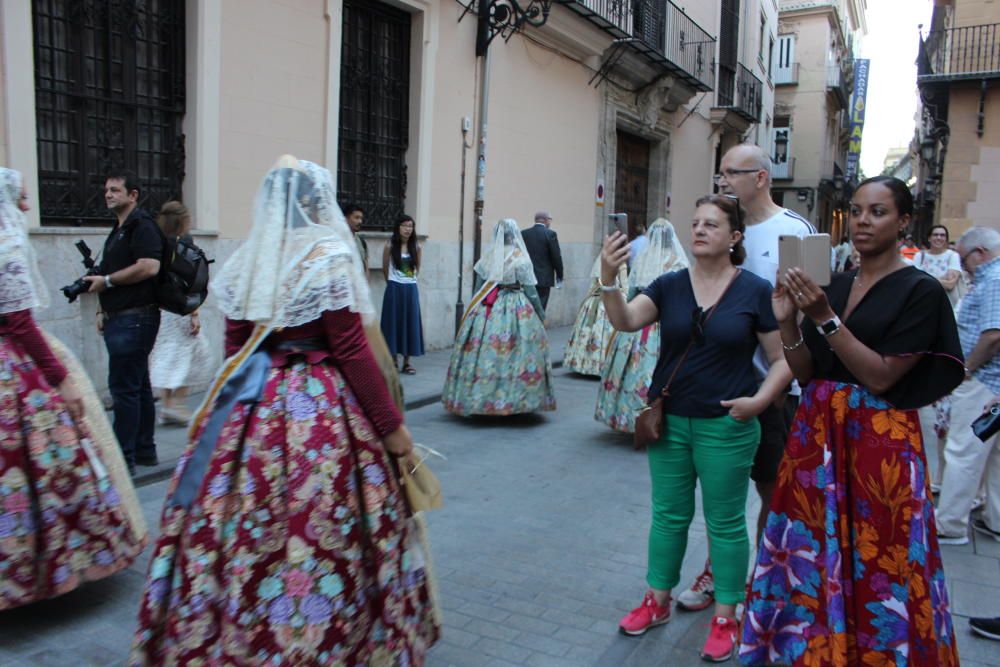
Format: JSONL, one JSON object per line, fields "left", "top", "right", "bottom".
{"left": 960, "top": 246, "right": 983, "bottom": 267}
{"left": 719, "top": 194, "right": 743, "bottom": 229}
{"left": 691, "top": 307, "right": 707, "bottom": 346}
{"left": 712, "top": 168, "right": 761, "bottom": 184}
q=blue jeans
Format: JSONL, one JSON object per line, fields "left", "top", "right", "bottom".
{"left": 103, "top": 308, "right": 160, "bottom": 466}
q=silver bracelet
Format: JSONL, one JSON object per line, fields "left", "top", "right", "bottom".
{"left": 599, "top": 283, "right": 618, "bottom": 292}
{"left": 782, "top": 336, "right": 805, "bottom": 351}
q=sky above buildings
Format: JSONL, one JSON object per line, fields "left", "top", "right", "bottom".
{"left": 858, "top": 0, "right": 933, "bottom": 177}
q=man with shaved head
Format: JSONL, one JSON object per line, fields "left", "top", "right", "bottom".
{"left": 674, "top": 143, "right": 814, "bottom": 613}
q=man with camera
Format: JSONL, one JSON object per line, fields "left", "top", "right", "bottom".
{"left": 83, "top": 169, "right": 162, "bottom": 475}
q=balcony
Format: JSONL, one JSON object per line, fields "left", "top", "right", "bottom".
{"left": 773, "top": 62, "right": 799, "bottom": 85}
{"left": 826, "top": 65, "right": 849, "bottom": 109}
{"left": 714, "top": 62, "right": 763, "bottom": 124}
{"left": 918, "top": 23, "right": 1000, "bottom": 83}
{"left": 771, "top": 157, "right": 795, "bottom": 180}
{"left": 566, "top": 0, "right": 716, "bottom": 91}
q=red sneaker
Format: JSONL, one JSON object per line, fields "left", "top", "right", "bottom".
{"left": 618, "top": 591, "right": 671, "bottom": 636}
{"left": 701, "top": 615, "right": 739, "bottom": 662}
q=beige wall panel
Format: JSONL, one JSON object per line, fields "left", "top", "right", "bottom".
{"left": 216, "top": 0, "right": 327, "bottom": 239}
{"left": 480, "top": 37, "right": 602, "bottom": 244}
{"left": 664, "top": 115, "right": 716, "bottom": 252}
{"left": 955, "top": 0, "right": 1000, "bottom": 26}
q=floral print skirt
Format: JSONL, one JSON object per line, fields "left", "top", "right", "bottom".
{"left": 564, "top": 287, "right": 616, "bottom": 377}
{"left": 740, "top": 380, "right": 959, "bottom": 667}
{"left": 0, "top": 336, "right": 143, "bottom": 611}
{"left": 594, "top": 323, "right": 659, "bottom": 433}
{"left": 442, "top": 287, "right": 555, "bottom": 416}
{"left": 130, "top": 357, "right": 439, "bottom": 666}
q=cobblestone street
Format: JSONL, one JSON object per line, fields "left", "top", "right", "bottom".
{"left": 2, "top": 328, "right": 1000, "bottom": 666}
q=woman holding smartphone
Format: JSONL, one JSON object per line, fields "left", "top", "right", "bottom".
{"left": 740, "top": 176, "right": 964, "bottom": 666}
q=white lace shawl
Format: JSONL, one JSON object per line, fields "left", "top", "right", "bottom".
{"left": 0, "top": 167, "right": 48, "bottom": 314}
{"left": 474, "top": 218, "right": 537, "bottom": 286}
{"left": 213, "top": 159, "right": 374, "bottom": 328}
{"left": 629, "top": 218, "right": 690, "bottom": 291}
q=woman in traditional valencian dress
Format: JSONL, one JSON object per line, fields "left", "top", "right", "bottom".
{"left": 563, "top": 255, "right": 625, "bottom": 377}
{"left": 595, "top": 219, "right": 688, "bottom": 434}
{"left": 740, "top": 176, "right": 964, "bottom": 666}
{"left": 0, "top": 167, "right": 145, "bottom": 610}
{"left": 130, "top": 156, "right": 438, "bottom": 666}
{"left": 442, "top": 218, "right": 556, "bottom": 416}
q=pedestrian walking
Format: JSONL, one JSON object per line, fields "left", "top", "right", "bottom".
{"left": 148, "top": 201, "right": 214, "bottom": 424}
{"left": 0, "top": 167, "right": 146, "bottom": 610}
{"left": 677, "top": 144, "right": 812, "bottom": 612}
{"left": 130, "top": 156, "right": 439, "bottom": 665}
{"left": 628, "top": 219, "right": 649, "bottom": 268}
{"left": 603, "top": 195, "right": 790, "bottom": 661}
{"left": 936, "top": 226, "right": 1000, "bottom": 546}
{"left": 594, "top": 218, "right": 688, "bottom": 434}
{"left": 521, "top": 211, "right": 564, "bottom": 310}
{"left": 83, "top": 169, "right": 162, "bottom": 474}
{"left": 380, "top": 214, "right": 425, "bottom": 374}
{"left": 912, "top": 224, "right": 964, "bottom": 492}
{"left": 442, "top": 218, "right": 556, "bottom": 416}
{"left": 741, "top": 176, "right": 964, "bottom": 666}
{"left": 563, "top": 255, "right": 626, "bottom": 377}
{"left": 344, "top": 203, "right": 368, "bottom": 271}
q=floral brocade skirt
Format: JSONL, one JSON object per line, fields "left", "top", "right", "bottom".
{"left": 130, "top": 357, "right": 439, "bottom": 666}
{"left": 564, "top": 288, "right": 616, "bottom": 377}
{"left": 0, "top": 335, "right": 144, "bottom": 611}
{"left": 740, "top": 380, "right": 959, "bottom": 667}
{"left": 594, "top": 323, "right": 659, "bottom": 433}
{"left": 442, "top": 287, "right": 556, "bottom": 416}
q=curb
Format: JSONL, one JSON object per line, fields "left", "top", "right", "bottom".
{"left": 134, "top": 357, "right": 566, "bottom": 488}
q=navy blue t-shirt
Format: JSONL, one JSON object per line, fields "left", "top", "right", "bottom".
{"left": 642, "top": 269, "right": 777, "bottom": 418}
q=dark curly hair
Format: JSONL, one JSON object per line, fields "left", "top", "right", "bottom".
{"left": 694, "top": 194, "right": 747, "bottom": 265}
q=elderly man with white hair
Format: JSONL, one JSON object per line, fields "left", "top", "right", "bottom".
{"left": 521, "top": 210, "right": 564, "bottom": 310}
{"left": 936, "top": 225, "right": 1000, "bottom": 546}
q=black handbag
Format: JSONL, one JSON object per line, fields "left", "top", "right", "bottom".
{"left": 972, "top": 403, "right": 1000, "bottom": 443}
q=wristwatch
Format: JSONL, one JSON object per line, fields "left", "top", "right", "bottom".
{"left": 816, "top": 314, "right": 842, "bottom": 337}
{"left": 104, "top": 275, "right": 115, "bottom": 290}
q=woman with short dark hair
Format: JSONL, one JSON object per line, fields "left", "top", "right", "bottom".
{"left": 740, "top": 176, "right": 964, "bottom": 666}
{"left": 602, "top": 194, "right": 790, "bottom": 661}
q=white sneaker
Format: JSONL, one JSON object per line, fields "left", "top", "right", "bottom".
{"left": 937, "top": 532, "right": 970, "bottom": 546}
{"left": 972, "top": 495, "right": 986, "bottom": 512}
{"left": 676, "top": 564, "right": 715, "bottom": 611}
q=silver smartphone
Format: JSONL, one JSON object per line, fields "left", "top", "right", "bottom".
{"left": 779, "top": 233, "right": 832, "bottom": 286}
{"left": 608, "top": 213, "right": 628, "bottom": 237}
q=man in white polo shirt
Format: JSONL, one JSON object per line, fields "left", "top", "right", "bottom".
{"left": 675, "top": 143, "right": 814, "bottom": 612}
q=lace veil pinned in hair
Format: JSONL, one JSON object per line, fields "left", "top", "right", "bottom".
{"left": 0, "top": 167, "right": 49, "bottom": 315}
{"left": 213, "top": 157, "right": 374, "bottom": 327}
{"left": 474, "top": 218, "right": 537, "bottom": 286}
{"left": 629, "top": 218, "right": 689, "bottom": 291}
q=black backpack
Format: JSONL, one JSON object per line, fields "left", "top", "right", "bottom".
{"left": 157, "top": 234, "right": 212, "bottom": 315}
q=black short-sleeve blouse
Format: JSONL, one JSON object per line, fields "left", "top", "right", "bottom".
{"left": 803, "top": 266, "right": 964, "bottom": 409}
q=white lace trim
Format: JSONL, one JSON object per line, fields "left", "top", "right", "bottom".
{"left": 0, "top": 167, "right": 48, "bottom": 314}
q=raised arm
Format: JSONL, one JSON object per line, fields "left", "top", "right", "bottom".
{"left": 599, "top": 232, "right": 658, "bottom": 332}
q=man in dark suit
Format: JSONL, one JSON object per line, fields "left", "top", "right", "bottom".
{"left": 521, "top": 211, "right": 563, "bottom": 310}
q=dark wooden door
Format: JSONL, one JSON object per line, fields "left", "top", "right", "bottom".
{"left": 615, "top": 130, "right": 650, "bottom": 237}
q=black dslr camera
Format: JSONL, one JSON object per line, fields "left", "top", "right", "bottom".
{"left": 61, "top": 240, "right": 98, "bottom": 302}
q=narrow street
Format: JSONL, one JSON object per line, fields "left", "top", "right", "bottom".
{"left": 2, "top": 361, "right": 999, "bottom": 666}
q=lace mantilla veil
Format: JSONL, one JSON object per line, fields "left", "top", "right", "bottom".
{"left": 0, "top": 167, "right": 49, "bottom": 315}
{"left": 213, "top": 158, "right": 374, "bottom": 328}
{"left": 629, "top": 218, "right": 689, "bottom": 291}
{"left": 474, "top": 218, "right": 537, "bottom": 286}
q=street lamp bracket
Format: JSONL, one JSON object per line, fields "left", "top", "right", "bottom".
{"left": 459, "top": 0, "right": 557, "bottom": 55}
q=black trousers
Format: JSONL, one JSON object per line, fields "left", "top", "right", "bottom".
{"left": 537, "top": 286, "right": 551, "bottom": 309}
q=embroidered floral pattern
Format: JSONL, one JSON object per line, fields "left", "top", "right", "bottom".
{"left": 564, "top": 282, "right": 617, "bottom": 377}
{"left": 594, "top": 324, "right": 659, "bottom": 433}
{"left": 740, "top": 380, "right": 959, "bottom": 666}
{"left": 443, "top": 286, "right": 556, "bottom": 416}
{"left": 130, "top": 359, "right": 438, "bottom": 666}
{"left": 0, "top": 337, "right": 142, "bottom": 610}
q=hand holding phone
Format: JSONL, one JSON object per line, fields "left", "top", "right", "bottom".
{"left": 607, "top": 213, "right": 628, "bottom": 237}
{"left": 779, "top": 233, "right": 831, "bottom": 286}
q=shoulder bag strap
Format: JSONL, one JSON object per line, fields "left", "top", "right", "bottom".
{"left": 656, "top": 269, "right": 742, "bottom": 399}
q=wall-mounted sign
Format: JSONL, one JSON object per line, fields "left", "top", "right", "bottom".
{"left": 846, "top": 59, "right": 870, "bottom": 182}
{"left": 596, "top": 178, "right": 605, "bottom": 207}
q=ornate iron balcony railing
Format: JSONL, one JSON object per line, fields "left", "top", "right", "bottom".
{"left": 918, "top": 23, "right": 1000, "bottom": 82}
{"left": 567, "top": 0, "right": 716, "bottom": 91}
{"left": 716, "top": 62, "right": 762, "bottom": 123}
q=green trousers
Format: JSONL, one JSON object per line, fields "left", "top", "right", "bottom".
{"left": 646, "top": 412, "right": 760, "bottom": 604}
